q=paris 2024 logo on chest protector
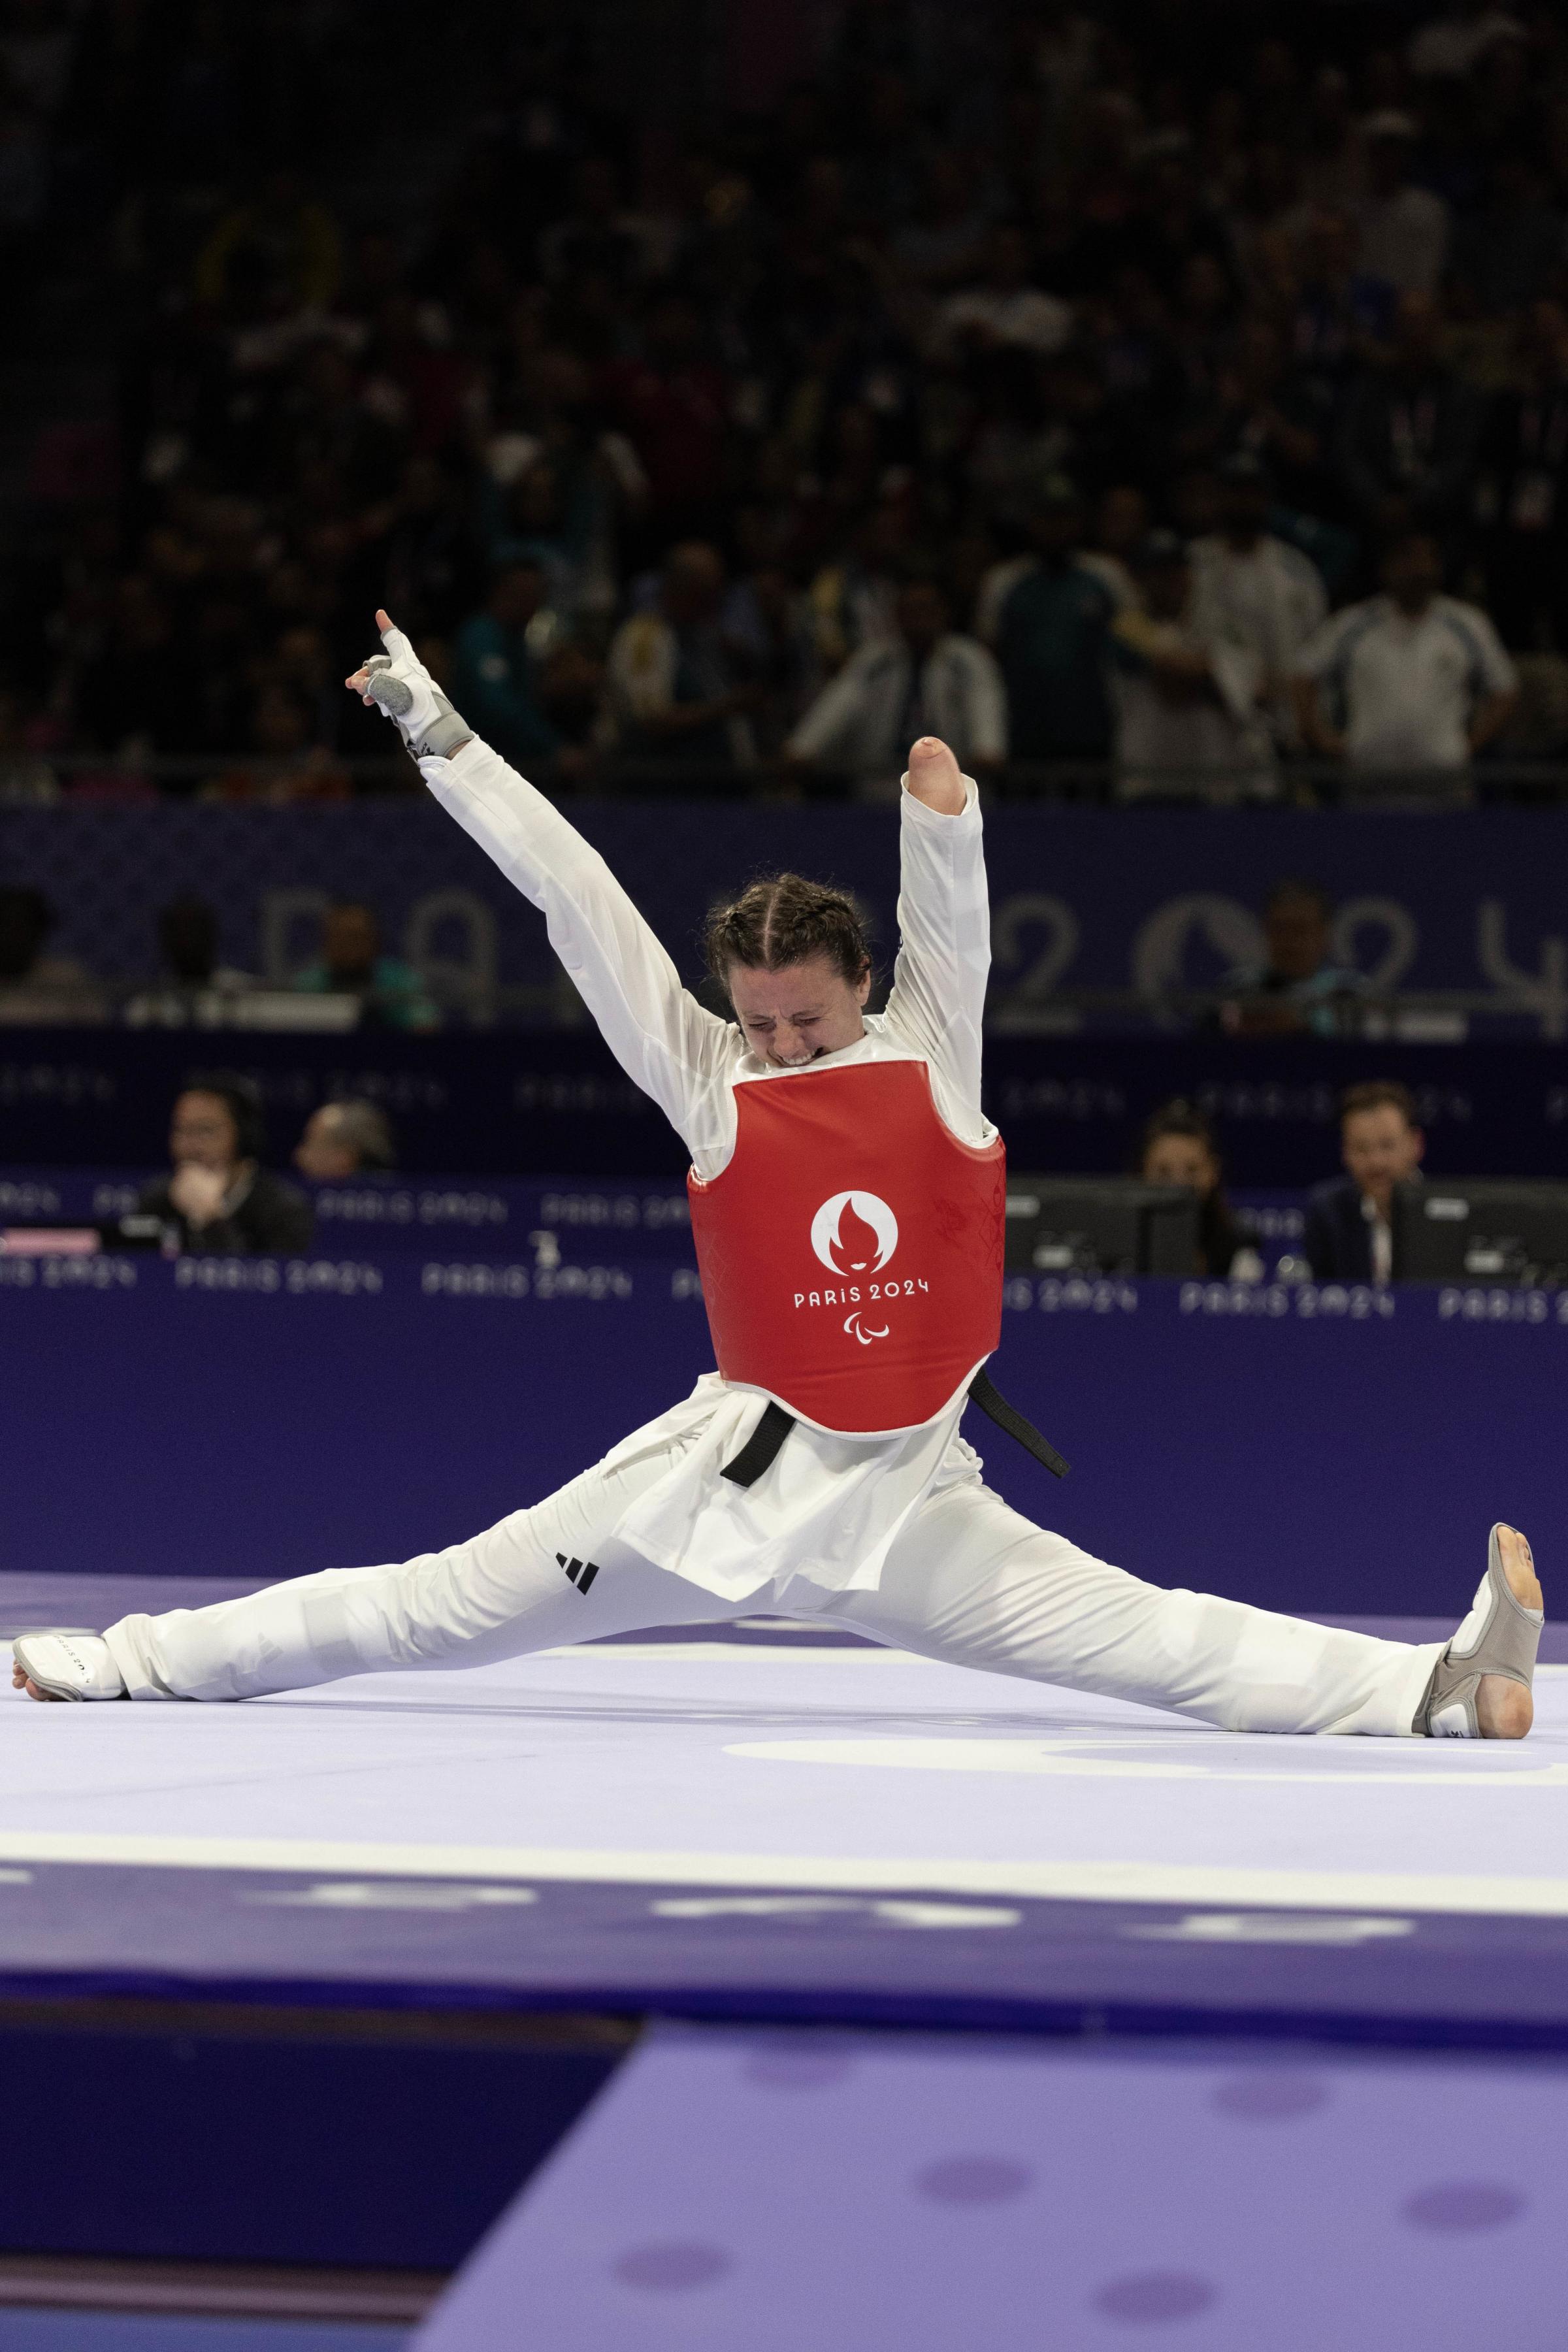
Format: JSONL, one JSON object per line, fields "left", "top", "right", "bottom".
{"left": 810, "top": 1190, "right": 898, "bottom": 1276}
{"left": 804, "top": 1190, "right": 921, "bottom": 1347}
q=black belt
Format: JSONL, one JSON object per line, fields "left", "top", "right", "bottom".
{"left": 966, "top": 1366, "right": 1070, "bottom": 1479}
{"left": 720, "top": 1399, "right": 797, "bottom": 1488}
{"left": 720, "top": 1373, "right": 1069, "bottom": 1489}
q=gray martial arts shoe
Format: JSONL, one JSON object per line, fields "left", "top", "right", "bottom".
{"left": 1416, "top": 1525, "right": 1543, "bottom": 1737}
{"left": 12, "top": 1631, "right": 127, "bottom": 1702}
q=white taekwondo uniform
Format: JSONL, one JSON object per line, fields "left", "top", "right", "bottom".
{"left": 103, "top": 737, "right": 1441, "bottom": 1735}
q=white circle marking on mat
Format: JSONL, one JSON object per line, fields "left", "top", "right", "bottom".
{"left": 724, "top": 1736, "right": 1568, "bottom": 1786}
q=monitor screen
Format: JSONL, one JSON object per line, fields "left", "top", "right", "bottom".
{"left": 1005, "top": 1179, "right": 1200, "bottom": 1277}
{"left": 1392, "top": 1181, "right": 1568, "bottom": 1288}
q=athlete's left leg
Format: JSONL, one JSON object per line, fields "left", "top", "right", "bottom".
{"left": 14, "top": 1441, "right": 751, "bottom": 1702}
{"left": 802, "top": 1478, "right": 1530, "bottom": 1739}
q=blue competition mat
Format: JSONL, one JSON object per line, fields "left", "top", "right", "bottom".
{"left": 2, "top": 1578, "right": 1566, "bottom": 2051}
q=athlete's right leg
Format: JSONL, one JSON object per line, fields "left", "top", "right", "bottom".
{"left": 806, "top": 1477, "right": 1444, "bottom": 1737}
{"left": 808, "top": 1482, "right": 1541, "bottom": 1740}
{"left": 48, "top": 1445, "right": 735, "bottom": 1701}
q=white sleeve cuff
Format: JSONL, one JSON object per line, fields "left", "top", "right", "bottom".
{"left": 417, "top": 733, "right": 489, "bottom": 789}
{"left": 899, "top": 773, "right": 981, "bottom": 824}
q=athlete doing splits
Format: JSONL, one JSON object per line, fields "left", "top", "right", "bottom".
{"left": 13, "top": 615, "right": 1544, "bottom": 1737}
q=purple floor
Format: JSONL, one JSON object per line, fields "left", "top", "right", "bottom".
{"left": 417, "top": 2021, "right": 1568, "bottom": 2352}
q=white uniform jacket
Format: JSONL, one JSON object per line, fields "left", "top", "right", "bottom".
{"left": 419, "top": 736, "right": 995, "bottom": 1601}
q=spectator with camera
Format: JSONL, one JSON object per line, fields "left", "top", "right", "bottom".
{"left": 139, "top": 1075, "right": 314, "bottom": 1256}
{"left": 1303, "top": 1080, "right": 1426, "bottom": 1283}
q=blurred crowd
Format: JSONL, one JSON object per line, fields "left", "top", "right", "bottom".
{"left": 0, "top": 881, "right": 441, "bottom": 1024}
{"left": 2, "top": 0, "right": 1568, "bottom": 802}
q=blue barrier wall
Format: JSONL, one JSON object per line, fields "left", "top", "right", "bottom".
{"left": 5, "top": 801, "right": 1568, "bottom": 1019}
{"left": 3, "top": 1027, "right": 1566, "bottom": 1182}
{"left": 3, "top": 1163, "right": 1309, "bottom": 1267}
{"left": 4, "top": 1254, "right": 1562, "bottom": 1623}
{"left": 1, "top": 1165, "right": 700, "bottom": 1252}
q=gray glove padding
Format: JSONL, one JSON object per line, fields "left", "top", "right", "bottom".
{"left": 358, "top": 625, "right": 472, "bottom": 759}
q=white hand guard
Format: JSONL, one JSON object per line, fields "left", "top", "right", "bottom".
{"left": 359, "top": 623, "right": 472, "bottom": 759}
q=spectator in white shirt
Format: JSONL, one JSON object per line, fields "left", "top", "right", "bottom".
{"left": 1293, "top": 530, "right": 1518, "bottom": 785}
{"left": 786, "top": 578, "right": 1006, "bottom": 792}
{"left": 1110, "top": 531, "right": 1275, "bottom": 801}
{"left": 1352, "top": 112, "right": 1450, "bottom": 297}
{"left": 1189, "top": 454, "right": 1328, "bottom": 747}
{"left": 930, "top": 225, "right": 1074, "bottom": 360}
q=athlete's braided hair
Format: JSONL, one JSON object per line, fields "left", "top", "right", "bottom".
{"left": 703, "top": 872, "right": 873, "bottom": 990}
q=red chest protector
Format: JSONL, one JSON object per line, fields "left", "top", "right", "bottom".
{"left": 688, "top": 1057, "right": 1005, "bottom": 1438}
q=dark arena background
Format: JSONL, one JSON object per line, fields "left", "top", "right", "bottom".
{"left": 1, "top": 1, "right": 1567, "bottom": 2344}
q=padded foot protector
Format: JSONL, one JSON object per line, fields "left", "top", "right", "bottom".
{"left": 1417, "top": 1526, "right": 1543, "bottom": 1737}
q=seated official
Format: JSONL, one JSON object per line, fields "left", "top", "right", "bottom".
{"left": 1303, "top": 1080, "right": 1425, "bottom": 1284}
{"left": 139, "top": 1075, "right": 314, "bottom": 1256}
{"left": 1139, "top": 1100, "right": 1264, "bottom": 1280}
{"left": 293, "top": 1098, "right": 397, "bottom": 1182}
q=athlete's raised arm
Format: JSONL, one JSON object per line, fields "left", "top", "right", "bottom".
{"left": 346, "top": 612, "right": 732, "bottom": 1154}
{"left": 883, "top": 735, "right": 991, "bottom": 1137}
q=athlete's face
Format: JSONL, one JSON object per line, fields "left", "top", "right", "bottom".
{"left": 728, "top": 953, "right": 872, "bottom": 1068}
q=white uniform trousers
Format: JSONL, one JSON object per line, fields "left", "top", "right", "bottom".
{"left": 101, "top": 1440, "right": 1441, "bottom": 1739}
